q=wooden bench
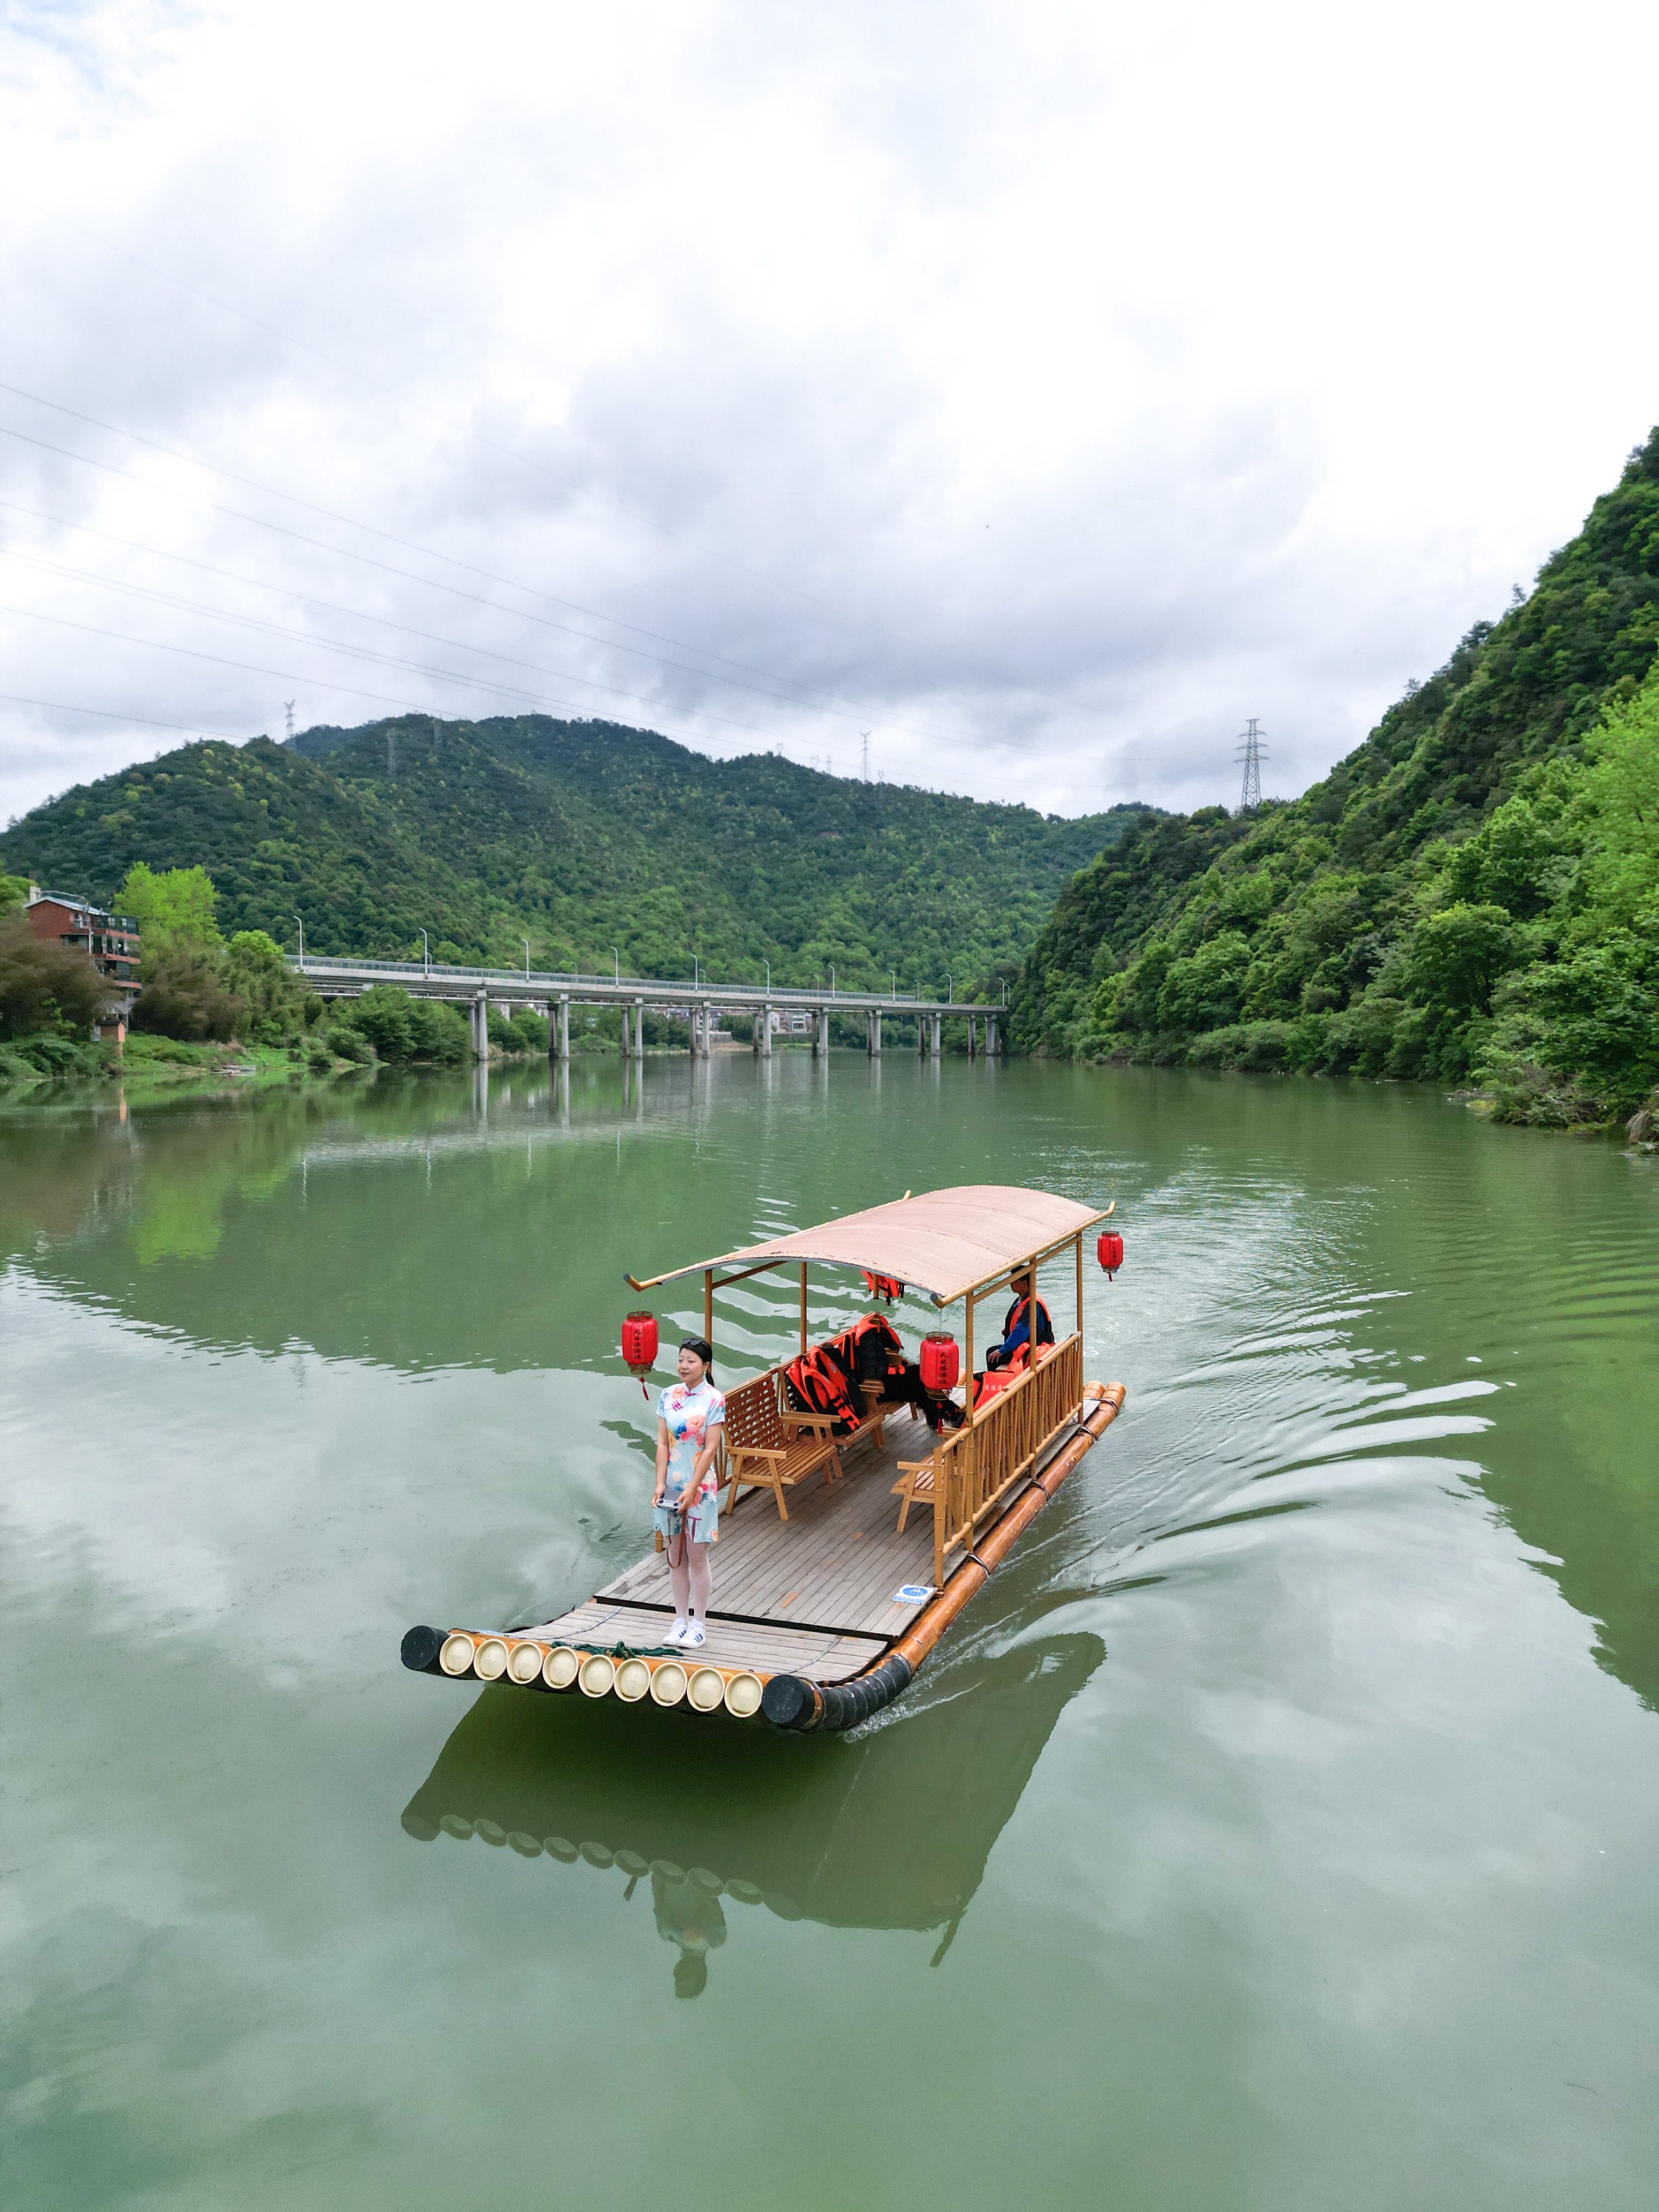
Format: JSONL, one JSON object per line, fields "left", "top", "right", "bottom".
{"left": 721, "top": 1370, "right": 844, "bottom": 1521}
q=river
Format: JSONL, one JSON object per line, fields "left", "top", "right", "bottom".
{"left": 2, "top": 1055, "right": 1655, "bottom": 2210}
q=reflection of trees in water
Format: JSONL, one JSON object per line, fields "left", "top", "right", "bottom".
{"left": 402, "top": 1633, "right": 1106, "bottom": 1992}
{"left": 4, "top": 1067, "right": 744, "bottom": 1368}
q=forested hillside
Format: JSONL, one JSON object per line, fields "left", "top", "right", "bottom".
{"left": 1009, "top": 428, "right": 1659, "bottom": 1123}
{"left": 1, "top": 716, "right": 1148, "bottom": 995}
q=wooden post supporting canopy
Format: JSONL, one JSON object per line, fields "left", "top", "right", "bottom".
{"left": 703, "top": 1268, "right": 714, "bottom": 1349}
{"left": 799, "top": 1262, "right": 808, "bottom": 1356}
{"left": 963, "top": 1285, "right": 976, "bottom": 1520}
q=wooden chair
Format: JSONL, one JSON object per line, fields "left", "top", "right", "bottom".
{"left": 892, "top": 1449, "right": 936, "bottom": 1533}
{"left": 722, "top": 1371, "right": 843, "bottom": 1522}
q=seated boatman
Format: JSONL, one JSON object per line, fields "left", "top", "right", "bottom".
{"left": 983, "top": 1269, "right": 1055, "bottom": 1372}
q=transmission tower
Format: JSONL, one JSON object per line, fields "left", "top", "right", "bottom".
{"left": 1235, "top": 718, "right": 1268, "bottom": 811}
{"left": 860, "top": 730, "right": 870, "bottom": 782}
{"left": 284, "top": 699, "right": 295, "bottom": 744}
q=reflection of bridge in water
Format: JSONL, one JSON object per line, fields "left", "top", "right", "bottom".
{"left": 401, "top": 1631, "right": 1103, "bottom": 1994}
{"left": 288, "top": 953, "right": 1004, "bottom": 1061}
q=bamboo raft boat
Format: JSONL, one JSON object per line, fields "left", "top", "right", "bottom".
{"left": 401, "top": 1184, "right": 1127, "bottom": 1733}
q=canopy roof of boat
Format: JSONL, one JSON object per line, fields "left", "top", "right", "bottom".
{"left": 628, "top": 1183, "right": 1110, "bottom": 1306}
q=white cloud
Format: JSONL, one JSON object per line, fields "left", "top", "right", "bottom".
{"left": 1, "top": 0, "right": 1655, "bottom": 827}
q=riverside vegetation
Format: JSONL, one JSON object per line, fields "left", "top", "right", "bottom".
{"left": 0, "top": 865, "right": 550, "bottom": 1090}
{"left": 1009, "top": 427, "right": 1659, "bottom": 1130}
{"left": 1, "top": 715, "right": 1148, "bottom": 995}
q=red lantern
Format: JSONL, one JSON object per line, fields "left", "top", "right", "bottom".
{"left": 920, "top": 1333, "right": 960, "bottom": 1394}
{"left": 622, "top": 1311, "right": 659, "bottom": 1395}
{"left": 1097, "top": 1230, "right": 1124, "bottom": 1277}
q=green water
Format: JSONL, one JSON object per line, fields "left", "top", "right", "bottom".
{"left": 3, "top": 1055, "right": 1657, "bottom": 2211}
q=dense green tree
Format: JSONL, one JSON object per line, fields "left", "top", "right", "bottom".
{"left": 116, "top": 862, "right": 222, "bottom": 950}
{"left": 1, "top": 717, "right": 1150, "bottom": 1000}
{"left": 0, "top": 914, "right": 111, "bottom": 1039}
{"left": 1009, "top": 427, "right": 1659, "bottom": 1122}
{"left": 221, "top": 930, "right": 311, "bottom": 1046}
{"left": 130, "top": 948, "right": 243, "bottom": 1041}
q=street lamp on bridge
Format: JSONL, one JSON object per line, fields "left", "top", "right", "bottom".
{"left": 945, "top": 972, "right": 953, "bottom": 1004}
{"left": 295, "top": 914, "right": 304, "bottom": 968}
{"left": 523, "top": 938, "right": 532, "bottom": 981}
{"left": 421, "top": 929, "right": 430, "bottom": 976}
{"left": 612, "top": 946, "right": 621, "bottom": 984}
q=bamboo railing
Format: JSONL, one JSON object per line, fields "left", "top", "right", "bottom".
{"left": 932, "top": 1333, "right": 1085, "bottom": 1587}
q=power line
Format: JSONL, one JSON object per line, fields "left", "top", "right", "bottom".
{"left": 26, "top": 199, "right": 960, "bottom": 670}
{"left": 0, "top": 382, "right": 954, "bottom": 743}
{"left": 0, "top": 540, "right": 839, "bottom": 746}
{"left": 0, "top": 691, "right": 246, "bottom": 741}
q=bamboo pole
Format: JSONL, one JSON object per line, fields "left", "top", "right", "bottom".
{"left": 799, "top": 1262, "right": 808, "bottom": 1356}
{"left": 703, "top": 1268, "right": 713, "bottom": 1349}
{"left": 964, "top": 1283, "right": 976, "bottom": 1542}
{"left": 1075, "top": 1232, "right": 1083, "bottom": 1342}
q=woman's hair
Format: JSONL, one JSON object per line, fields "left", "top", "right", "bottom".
{"left": 679, "top": 1335, "right": 715, "bottom": 1378}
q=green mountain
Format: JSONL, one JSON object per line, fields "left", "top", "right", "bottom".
{"left": 0, "top": 715, "right": 1150, "bottom": 997}
{"left": 1009, "top": 427, "right": 1659, "bottom": 1123}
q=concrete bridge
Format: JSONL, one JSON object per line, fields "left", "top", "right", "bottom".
{"left": 286, "top": 953, "right": 1005, "bottom": 1061}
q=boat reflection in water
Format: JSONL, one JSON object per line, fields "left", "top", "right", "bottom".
{"left": 401, "top": 1631, "right": 1104, "bottom": 1995}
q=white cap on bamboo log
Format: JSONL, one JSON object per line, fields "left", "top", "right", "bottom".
{"left": 722, "top": 1671, "right": 764, "bottom": 1717}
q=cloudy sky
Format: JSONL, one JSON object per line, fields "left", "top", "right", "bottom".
{"left": 1, "top": 0, "right": 1655, "bottom": 828}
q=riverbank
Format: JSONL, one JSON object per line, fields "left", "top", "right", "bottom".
{"left": 0, "top": 1031, "right": 594, "bottom": 1102}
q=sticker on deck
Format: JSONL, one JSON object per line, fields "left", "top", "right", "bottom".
{"left": 893, "top": 1584, "right": 934, "bottom": 1603}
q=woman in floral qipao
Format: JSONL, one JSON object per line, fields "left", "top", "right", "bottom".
{"left": 652, "top": 1336, "right": 725, "bottom": 1647}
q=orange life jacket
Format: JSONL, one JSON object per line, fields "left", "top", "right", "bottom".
{"left": 784, "top": 1345, "right": 861, "bottom": 1432}
{"left": 969, "top": 1337, "right": 1053, "bottom": 1412}
{"left": 845, "top": 1313, "right": 905, "bottom": 1381}
{"left": 1002, "top": 1294, "right": 1054, "bottom": 1349}
{"left": 861, "top": 1271, "right": 904, "bottom": 1304}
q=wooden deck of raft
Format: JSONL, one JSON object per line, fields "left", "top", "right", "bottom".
{"left": 520, "top": 1404, "right": 968, "bottom": 1685}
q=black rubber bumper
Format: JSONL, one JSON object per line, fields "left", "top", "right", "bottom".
{"left": 761, "top": 1652, "right": 914, "bottom": 1733}
{"left": 401, "top": 1624, "right": 446, "bottom": 1674}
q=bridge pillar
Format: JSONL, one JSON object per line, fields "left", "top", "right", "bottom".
{"left": 633, "top": 1000, "right": 645, "bottom": 1060}
{"left": 812, "top": 1007, "right": 827, "bottom": 1058}
{"left": 557, "top": 995, "right": 570, "bottom": 1062}
{"left": 930, "top": 1013, "right": 942, "bottom": 1058}
{"left": 760, "top": 1004, "right": 773, "bottom": 1058}
{"left": 868, "top": 1009, "right": 882, "bottom": 1057}
{"left": 986, "top": 1015, "right": 999, "bottom": 1057}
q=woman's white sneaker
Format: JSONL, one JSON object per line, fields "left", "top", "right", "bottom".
{"left": 669, "top": 1618, "right": 689, "bottom": 1644}
{"left": 685, "top": 1620, "right": 706, "bottom": 1647}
